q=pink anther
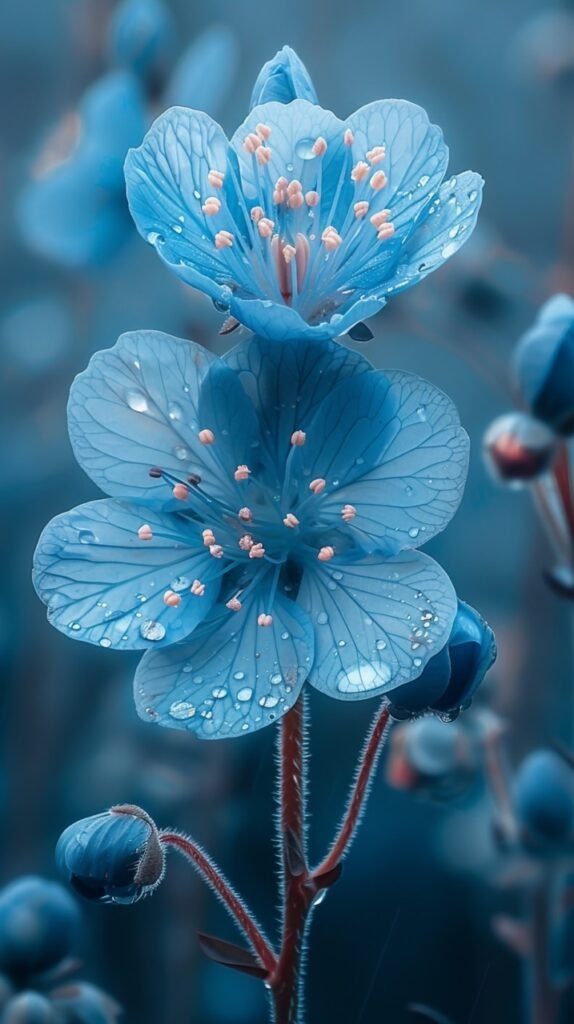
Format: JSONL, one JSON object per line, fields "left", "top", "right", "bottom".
{"left": 137, "top": 524, "right": 153, "bottom": 541}
{"left": 258, "top": 217, "right": 275, "bottom": 238}
{"left": 198, "top": 428, "right": 215, "bottom": 444}
{"left": 291, "top": 430, "right": 306, "bottom": 446}
{"left": 370, "top": 209, "right": 391, "bottom": 228}
{"left": 287, "top": 191, "right": 304, "bottom": 209}
{"left": 172, "top": 483, "right": 189, "bottom": 501}
{"left": 207, "top": 169, "right": 224, "bottom": 188}
{"left": 239, "top": 534, "right": 254, "bottom": 551}
{"left": 250, "top": 206, "right": 264, "bottom": 222}
{"left": 341, "top": 504, "right": 357, "bottom": 522}
{"left": 370, "top": 171, "right": 388, "bottom": 191}
{"left": 249, "top": 543, "right": 266, "bottom": 559}
{"left": 226, "top": 596, "right": 242, "bottom": 611}
{"left": 257, "top": 613, "right": 273, "bottom": 627}
{"left": 317, "top": 546, "right": 335, "bottom": 561}
{"left": 305, "top": 190, "right": 320, "bottom": 207}
{"left": 163, "top": 589, "right": 182, "bottom": 607}
{"left": 312, "top": 136, "right": 328, "bottom": 156}
{"left": 202, "top": 197, "right": 221, "bottom": 216}
{"left": 190, "top": 579, "right": 206, "bottom": 596}
{"left": 257, "top": 146, "right": 272, "bottom": 165}
{"left": 234, "top": 465, "right": 251, "bottom": 481}
{"left": 321, "top": 226, "right": 343, "bottom": 251}
{"left": 309, "top": 478, "right": 326, "bottom": 495}
{"left": 287, "top": 179, "right": 303, "bottom": 196}
{"left": 366, "top": 146, "right": 386, "bottom": 164}
{"left": 202, "top": 528, "right": 216, "bottom": 546}
{"left": 344, "top": 129, "right": 355, "bottom": 146}
{"left": 256, "top": 122, "right": 272, "bottom": 140}
{"left": 354, "top": 201, "right": 370, "bottom": 218}
{"left": 283, "top": 244, "right": 297, "bottom": 264}
{"left": 209, "top": 544, "right": 224, "bottom": 558}
{"left": 351, "top": 161, "right": 370, "bottom": 183}
{"left": 238, "top": 507, "right": 253, "bottom": 522}
{"left": 244, "top": 132, "right": 261, "bottom": 154}
{"left": 215, "top": 230, "right": 234, "bottom": 249}
{"left": 283, "top": 513, "right": 300, "bottom": 528}
{"left": 377, "top": 223, "right": 395, "bottom": 241}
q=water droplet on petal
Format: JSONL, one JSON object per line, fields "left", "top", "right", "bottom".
{"left": 126, "top": 389, "right": 148, "bottom": 413}
{"left": 140, "top": 620, "right": 166, "bottom": 641}
{"left": 237, "top": 687, "right": 253, "bottom": 702}
{"left": 78, "top": 530, "right": 96, "bottom": 544}
{"left": 170, "top": 700, "right": 196, "bottom": 719}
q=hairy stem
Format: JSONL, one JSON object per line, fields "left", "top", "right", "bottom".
{"left": 160, "top": 832, "right": 277, "bottom": 975}
{"left": 314, "top": 702, "right": 390, "bottom": 878}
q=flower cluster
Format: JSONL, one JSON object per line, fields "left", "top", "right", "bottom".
{"left": 33, "top": 47, "right": 492, "bottom": 741}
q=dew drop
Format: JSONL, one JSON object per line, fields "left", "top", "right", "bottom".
{"left": 168, "top": 403, "right": 183, "bottom": 421}
{"left": 126, "top": 389, "right": 148, "bottom": 413}
{"left": 270, "top": 673, "right": 282, "bottom": 685}
{"left": 140, "top": 619, "right": 166, "bottom": 641}
{"left": 172, "top": 224, "right": 183, "bottom": 234}
{"left": 173, "top": 444, "right": 189, "bottom": 461}
{"left": 234, "top": 671, "right": 245, "bottom": 681}
{"left": 259, "top": 694, "right": 279, "bottom": 708}
{"left": 376, "top": 639, "right": 387, "bottom": 651}
{"left": 317, "top": 612, "right": 329, "bottom": 625}
{"left": 78, "top": 530, "right": 96, "bottom": 544}
{"left": 99, "top": 637, "right": 112, "bottom": 648}
{"left": 212, "top": 687, "right": 228, "bottom": 699}
{"left": 408, "top": 527, "right": 420, "bottom": 539}
{"left": 170, "top": 700, "right": 196, "bottom": 719}
{"left": 295, "top": 138, "right": 318, "bottom": 160}
{"left": 237, "top": 687, "right": 253, "bottom": 702}
{"left": 170, "top": 576, "right": 190, "bottom": 592}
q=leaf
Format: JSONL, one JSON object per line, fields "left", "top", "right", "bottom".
{"left": 197, "top": 933, "right": 269, "bottom": 979}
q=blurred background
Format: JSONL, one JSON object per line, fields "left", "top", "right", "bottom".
{"left": 2, "top": 0, "right": 574, "bottom": 1021}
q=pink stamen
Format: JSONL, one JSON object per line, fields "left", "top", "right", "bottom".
{"left": 351, "top": 161, "right": 369, "bottom": 183}
{"left": 249, "top": 543, "right": 266, "bottom": 559}
{"left": 244, "top": 133, "right": 261, "bottom": 154}
{"left": 207, "top": 169, "right": 224, "bottom": 188}
{"left": 198, "top": 428, "right": 215, "bottom": 445}
{"left": 234, "top": 465, "right": 251, "bottom": 481}
{"left": 258, "top": 218, "right": 275, "bottom": 238}
{"left": 202, "top": 197, "right": 221, "bottom": 216}
{"left": 191, "top": 579, "right": 206, "bottom": 596}
{"left": 309, "top": 478, "right": 326, "bottom": 495}
{"left": 354, "top": 201, "right": 370, "bottom": 218}
{"left": 377, "top": 223, "right": 395, "bottom": 241}
{"left": 257, "top": 146, "right": 272, "bottom": 166}
{"left": 344, "top": 129, "right": 355, "bottom": 146}
{"left": 256, "top": 122, "right": 272, "bottom": 140}
{"left": 291, "top": 430, "right": 306, "bottom": 446}
{"left": 209, "top": 544, "right": 224, "bottom": 559}
{"left": 370, "top": 209, "right": 391, "bottom": 228}
{"left": 173, "top": 483, "right": 189, "bottom": 501}
{"left": 321, "top": 226, "right": 343, "bottom": 251}
{"left": 283, "top": 513, "right": 300, "bottom": 528}
{"left": 287, "top": 191, "right": 304, "bottom": 209}
{"left": 317, "top": 546, "right": 335, "bottom": 561}
{"left": 250, "top": 206, "right": 264, "bottom": 222}
{"left": 366, "top": 146, "right": 386, "bottom": 165}
{"left": 137, "top": 524, "right": 153, "bottom": 541}
{"left": 295, "top": 233, "right": 310, "bottom": 290}
{"left": 163, "top": 589, "right": 182, "bottom": 607}
{"left": 238, "top": 507, "right": 253, "bottom": 522}
{"left": 257, "top": 613, "right": 273, "bottom": 627}
{"left": 226, "top": 596, "right": 242, "bottom": 611}
{"left": 341, "top": 504, "right": 357, "bottom": 522}
{"left": 287, "top": 179, "right": 303, "bottom": 196}
{"left": 283, "top": 244, "right": 297, "bottom": 264}
{"left": 202, "top": 528, "right": 216, "bottom": 546}
{"left": 312, "top": 137, "right": 328, "bottom": 156}
{"left": 215, "top": 230, "right": 234, "bottom": 249}
{"left": 305, "top": 190, "right": 320, "bottom": 207}
{"left": 239, "top": 534, "right": 254, "bottom": 551}
{"left": 370, "top": 170, "right": 388, "bottom": 191}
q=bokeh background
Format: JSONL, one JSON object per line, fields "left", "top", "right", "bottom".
{"left": 2, "top": 0, "right": 574, "bottom": 1021}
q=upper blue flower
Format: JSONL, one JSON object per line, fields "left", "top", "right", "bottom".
{"left": 124, "top": 48, "right": 483, "bottom": 341}
{"left": 513, "top": 293, "right": 574, "bottom": 435}
{"left": 33, "top": 331, "right": 469, "bottom": 738}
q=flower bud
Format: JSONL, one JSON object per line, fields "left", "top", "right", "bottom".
{"left": 250, "top": 47, "right": 318, "bottom": 108}
{"left": 2, "top": 992, "right": 58, "bottom": 1023}
{"left": 56, "top": 805, "right": 164, "bottom": 905}
{"left": 0, "top": 877, "right": 79, "bottom": 978}
{"left": 389, "top": 601, "right": 496, "bottom": 719}
{"left": 513, "top": 750, "right": 574, "bottom": 854}
{"left": 483, "top": 411, "right": 556, "bottom": 486}
{"left": 108, "top": 0, "right": 174, "bottom": 79}
{"left": 513, "top": 294, "right": 574, "bottom": 435}
{"left": 386, "top": 717, "right": 478, "bottom": 799}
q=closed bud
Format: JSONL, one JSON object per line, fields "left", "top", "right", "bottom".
{"left": 56, "top": 805, "right": 164, "bottom": 905}
{"left": 386, "top": 717, "right": 478, "bottom": 800}
{"left": 2, "top": 992, "right": 58, "bottom": 1023}
{"left": 250, "top": 46, "right": 318, "bottom": 108}
{"left": 107, "top": 0, "right": 174, "bottom": 79}
{"left": 0, "top": 877, "right": 79, "bottom": 979}
{"left": 513, "top": 294, "right": 574, "bottom": 435}
{"left": 483, "top": 411, "right": 556, "bottom": 486}
{"left": 389, "top": 601, "right": 496, "bottom": 718}
{"left": 513, "top": 750, "right": 574, "bottom": 855}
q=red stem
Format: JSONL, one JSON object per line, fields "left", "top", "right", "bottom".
{"left": 160, "top": 832, "right": 277, "bottom": 975}
{"left": 314, "top": 702, "right": 390, "bottom": 878}
{"left": 553, "top": 442, "right": 574, "bottom": 545}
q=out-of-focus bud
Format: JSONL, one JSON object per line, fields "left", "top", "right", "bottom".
{"left": 250, "top": 46, "right": 318, "bottom": 108}
{"left": 2, "top": 992, "right": 59, "bottom": 1023}
{"left": 513, "top": 295, "right": 574, "bottom": 436}
{"left": 483, "top": 411, "right": 556, "bottom": 487}
{"left": 386, "top": 717, "right": 479, "bottom": 799}
{"left": 108, "top": 0, "right": 174, "bottom": 80}
{"left": 511, "top": 12, "right": 574, "bottom": 86}
{"left": 0, "top": 878, "right": 79, "bottom": 979}
{"left": 51, "top": 982, "right": 121, "bottom": 1022}
{"left": 389, "top": 601, "right": 496, "bottom": 719}
{"left": 513, "top": 750, "right": 574, "bottom": 855}
{"left": 56, "top": 805, "right": 164, "bottom": 905}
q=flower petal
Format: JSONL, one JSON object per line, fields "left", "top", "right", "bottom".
{"left": 134, "top": 584, "right": 314, "bottom": 738}
{"left": 33, "top": 500, "right": 219, "bottom": 649}
{"left": 299, "top": 551, "right": 457, "bottom": 701}
{"left": 227, "top": 293, "right": 387, "bottom": 342}
{"left": 125, "top": 106, "right": 251, "bottom": 300}
{"left": 225, "top": 334, "right": 371, "bottom": 477}
{"left": 288, "top": 370, "right": 468, "bottom": 553}
{"left": 164, "top": 26, "right": 239, "bottom": 115}
{"left": 384, "top": 171, "right": 484, "bottom": 297}
{"left": 250, "top": 46, "right": 319, "bottom": 107}
{"left": 68, "top": 330, "right": 259, "bottom": 506}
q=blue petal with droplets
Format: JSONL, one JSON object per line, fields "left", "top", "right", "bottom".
{"left": 250, "top": 46, "right": 318, "bottom": 107}
{"left": 298, "top": 551, "right": 457, "bottom": 701}
{"left": 68, "top": 330, "right": 259, "bottom": 508}
{"left": 288, "top": 370, "right": 468, "bottom": 554}
{"left": 225, "top": 333, "right": 371, "bottom": 479}
{"left": 32, "top": 500, "right": 219, "bottom": 649}
{"left": 134, "top": 583, "right": 314, "bottom": 738}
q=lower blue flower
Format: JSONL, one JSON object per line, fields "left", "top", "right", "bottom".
{"left": 0, "top": 877, "right": 79, "bottom": 978}
{"left": 513, "top": 749, "right": 574, "bottom": 855}
{"left": 33, "top": 332, "right": 469, "bottom": 738}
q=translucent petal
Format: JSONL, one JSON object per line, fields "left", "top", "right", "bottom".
{"left": 33, "top": 499, "right": 219, "bottom": 649}
{"left": 289, "top": 370, "right": 468, "bottom": 553}
{"left": 299, "top": 551, "right": 457, "bottom": 701}
{"left": 227, "top": 292, "right": 387, "bottom": 342}
{"left": 125, "top": 106, "right": 251, "bottom": 298}
{"left": 68, "top": 330, "right": 259, "bottom": 507}
{"left": 384, "top": 171, "right": 484, "bottom": 296}
{"left": 164, "top": 26, "right": 239, "bottom": 116}
{"left": 250, "top": 46, "right": 318, "bottom": 107}
{"left": 225, "top": 334, "right": 371, "bottom": 478}
{"left": 134, "top": 584, "right": 314, "bottom": 738}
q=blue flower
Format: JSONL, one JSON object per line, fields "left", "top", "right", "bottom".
{"left": 33, "top": 331, "right": 469, "bottom": 738}
{"left": 250, "top": 46, "right": 318, "bottom": 106}
{"left": 513, "top": 750, "right": 574, "bottom": 855}
{"left": 513, "top": 294, "right": 574, "bottom": 435}
{"left": 56, "top": 807, "right": 164, "bottom": 905}
{"left": 124, "top": 50, "right": 483, "bottom": 342}
{"left": 388, "top": 600, "right": 496, "bottom": 718}
{"left": 108, "top": 0, "right": 174, "bottom": 80}
{"left": 386, "top": 716, "right": 479, "bottom": 799}
{"left": 0, "top": 877, "right": 79, "bottom": 978}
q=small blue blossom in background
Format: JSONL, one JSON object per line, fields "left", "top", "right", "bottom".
{"left": 56, "top": 805, "right": 165, "bottom": 905}
{"left": 513, "top": 294, "right": 574, "bottom": 436}
{"left": 33, "top": 330, "right": 469, "bottom": 738}
{"left": 513, "top": 749, "right": 574, "bottom": 855}
{"left": 125, "top": 47, "right": 483, "bottom": 341}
